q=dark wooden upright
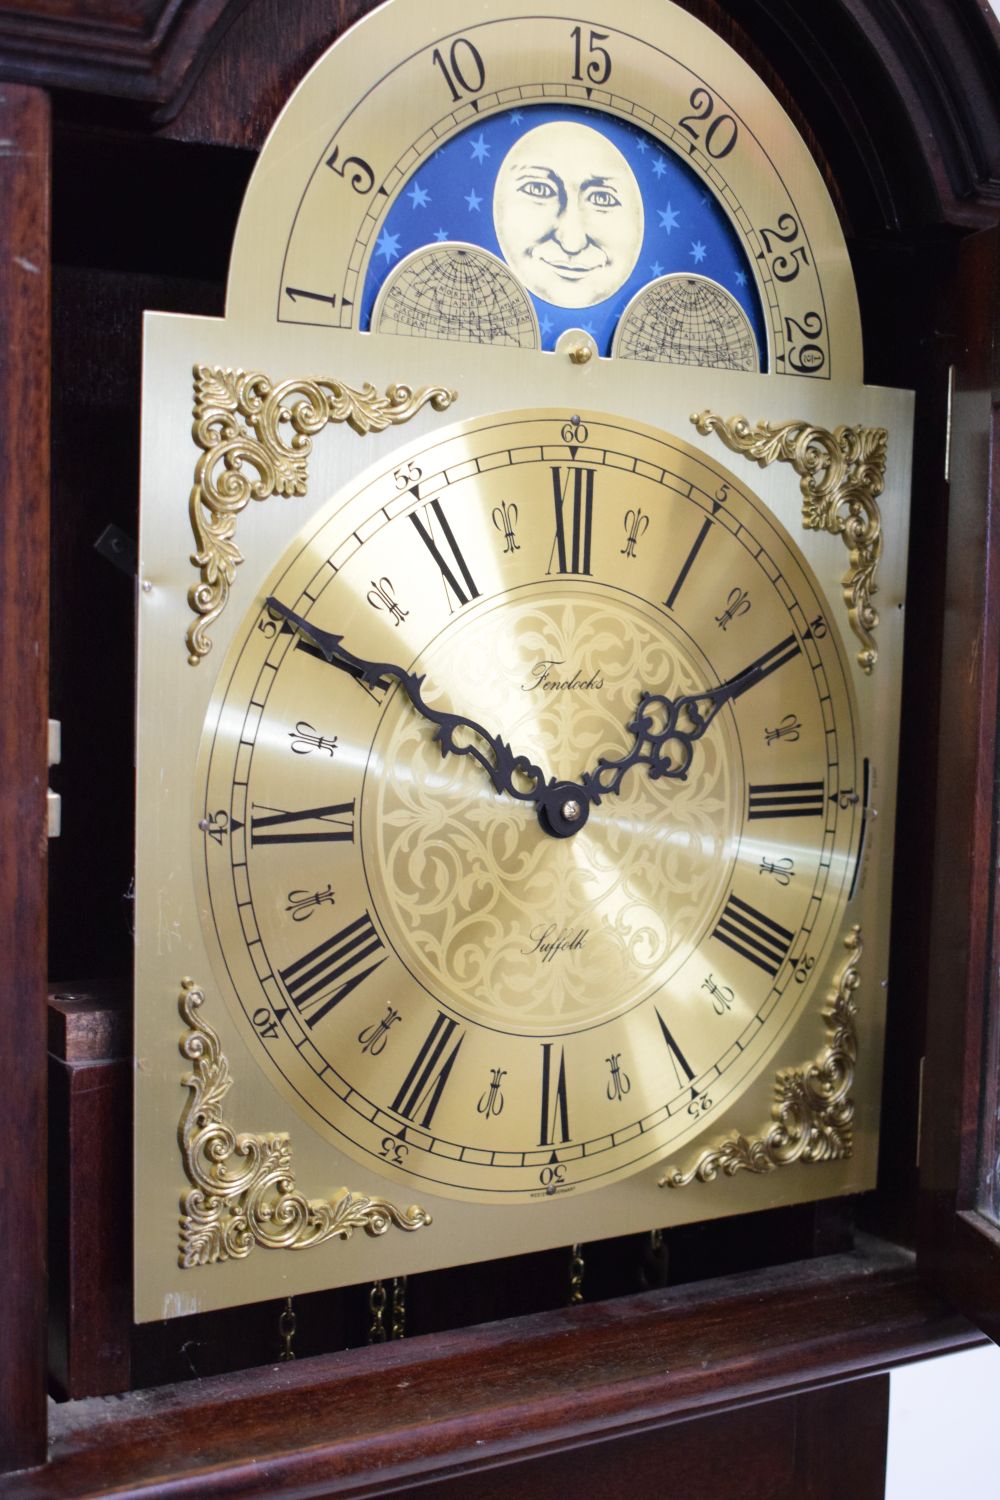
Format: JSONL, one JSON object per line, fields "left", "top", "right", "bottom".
{"left": 0, "top": 83, "right": 51, "bottom": 1474}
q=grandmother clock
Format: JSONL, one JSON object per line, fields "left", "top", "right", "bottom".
{"left": 2, "top": 0, "right": 1000, "bottom": 1493}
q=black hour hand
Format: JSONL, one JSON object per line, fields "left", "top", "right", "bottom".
{"left": 581, "top": 634, "right": 801, "bottom": 802}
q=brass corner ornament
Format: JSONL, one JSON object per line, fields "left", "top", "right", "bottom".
{"left": 691, "top": 413, "right": 886, "bottom": 673}
{"left": 661, "top": 926, "right": 861, "bottom": 1189}
{"left": 186, "top": 366, "right": 457, "bottom": 664}
{"left": 178, "top": 978, "right": 431, "bottom": 1267}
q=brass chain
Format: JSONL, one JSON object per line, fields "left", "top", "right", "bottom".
{"left": 278, "top": 1296, "right": 297, "bottom": 1362}
{"left": 368, "top": 1279, "right": 388, "bottom": 1343}
{"left": 390, "top": 1276, "right": 407, "bottom": 1340}
{"left": 568, "top": 1242, "right": 585, "bottom": 1305}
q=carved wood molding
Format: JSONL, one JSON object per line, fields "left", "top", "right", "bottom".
{"left": 0, "top": 0, "right": 250, "bottom": 108}
{"left": 831, "top": 0, "right": 1000, "bottom": 226}
{"left": 25, "top": 1245, "right": 981, "bottom": 1499}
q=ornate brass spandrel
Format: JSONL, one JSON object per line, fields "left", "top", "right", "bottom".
{"left": 661, "top": 925, "right": 861, "bottom": 1188}
{"left": 691, "top": 412, "right": 886, "bottom": 673}
{"left": 186, "top": 365, "right": 457, "bottom": 664}
{"left": 177, "top": 977, "right": 431, "bottom": 1267}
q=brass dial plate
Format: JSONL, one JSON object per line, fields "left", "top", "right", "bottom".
{"left": 197, "top": 410, "right": 859, "bottom": 1202}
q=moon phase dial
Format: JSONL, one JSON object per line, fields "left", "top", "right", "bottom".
{"left": 229, "top": 0, "right": 862, "bottom": 379}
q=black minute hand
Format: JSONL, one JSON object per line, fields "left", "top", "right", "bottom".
{"left": 581, "top": 634, "right": 801, "bottom": 803}
{"left": 265, "top": 597, "right": 555, "bottom": 812}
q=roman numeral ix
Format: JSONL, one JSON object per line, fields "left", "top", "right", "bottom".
{"left": 250, "top": 800, "right": 355, "bottom": 846}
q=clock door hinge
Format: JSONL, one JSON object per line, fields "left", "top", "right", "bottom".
{"left": 47, "top": 718, "right": 61, "bottom": 838}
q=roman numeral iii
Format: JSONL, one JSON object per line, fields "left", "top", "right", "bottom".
{"left": 712, "top": 894, "right": 793, "bottom": 977}
{"left": 747, "top": 781, "right": 825, "bottom": 819}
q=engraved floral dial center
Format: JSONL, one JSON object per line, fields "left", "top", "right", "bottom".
{"left": 362, "top": 588, "right": 741, "bottom": 1036}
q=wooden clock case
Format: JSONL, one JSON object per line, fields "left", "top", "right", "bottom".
{"left": 2, "top": 0, "right": 1000, "bottom": 1493}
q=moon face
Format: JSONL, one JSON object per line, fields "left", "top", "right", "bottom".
{"left": 493, "top": 121, "right": 644, "bottom": 309}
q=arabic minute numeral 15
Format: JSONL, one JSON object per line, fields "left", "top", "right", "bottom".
{"left": 570, "top": 26, "right": 612, "bottom": 84}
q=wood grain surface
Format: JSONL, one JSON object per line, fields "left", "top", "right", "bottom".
{"left": 0, "top": 82, "right": 51, "bottom": 1474}
{"left": 4, "top": 1242, "right": 979, "bottom": 1498}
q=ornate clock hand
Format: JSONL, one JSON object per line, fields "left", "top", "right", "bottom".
{"left": 580, "top": 634, "right": 800, "bottom": 803}
{"left": 266, "top": 597, "right": 571, "bottom": 821}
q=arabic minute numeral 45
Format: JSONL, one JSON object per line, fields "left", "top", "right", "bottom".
{"left": 677, "top": 88, "right": 739, "bottom": 159}
{"left": 784, "top": 311, "right": 826, "bottom": 373}
{"left": 199, "top": 809, "right": 230, "bottom": 844}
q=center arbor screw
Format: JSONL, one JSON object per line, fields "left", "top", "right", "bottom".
{"left": 561, "top": 798, "right": 583, "bottom": 823}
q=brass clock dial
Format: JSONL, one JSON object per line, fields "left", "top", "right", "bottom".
{"left": 132, "top": 0, "right": 911, "bottom": 1321}
{"left": 197, "top": 410, "right": 860, "bottom": 1203}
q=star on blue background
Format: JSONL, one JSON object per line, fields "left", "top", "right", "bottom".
{"left": 361, "top": 103, "right": 765, "bottom": 361}
{"left": 375, "top": 229, "right": 401, "bottom": 264}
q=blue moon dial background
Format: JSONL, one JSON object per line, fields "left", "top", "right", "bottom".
{"left": 360, "top": 102, "right": 767, "bottom": 363}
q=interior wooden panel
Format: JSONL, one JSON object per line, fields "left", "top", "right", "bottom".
{"left": 0, "top": 81, "right": 51, "bottom": 1475}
